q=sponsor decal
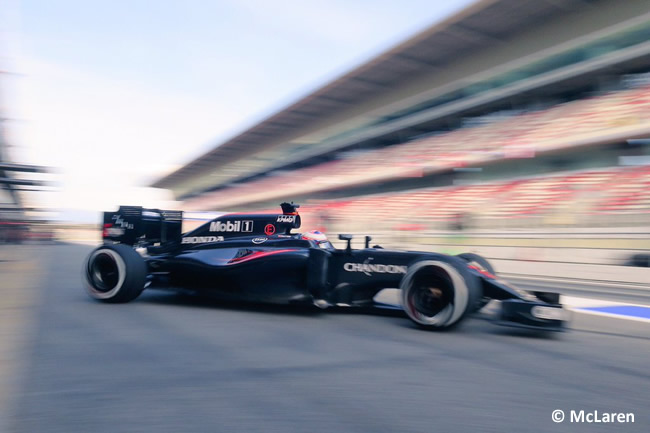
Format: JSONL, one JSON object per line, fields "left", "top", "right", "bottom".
{"left": 209, "top": 220, "right": 253, "bottom": 233}
{"left": 531, "top": 306, "right": 567, "bottom": 321}
{"left": 264, "top": 224, "right": 276, "bottom": 235}
{"left": 343, "top": 258, "right": 407, "bottom": 276}
{"left": 105, "top": 227, "right": 125, "bottom": 237}
{"left": 111, "top": 214, "right": 134, "bottom": 230}
{"left": 181, "top": 236, "right": 224, "bottom": 244}
{"left": 252, "top": 237, "right": 267, "bottom": 244}
{"left": 276, "top": 215, "right": 296, "bottom": 223}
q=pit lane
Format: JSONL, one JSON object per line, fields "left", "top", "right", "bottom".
{"left": 3, "top": 243, "right": 649, "bottom": 433}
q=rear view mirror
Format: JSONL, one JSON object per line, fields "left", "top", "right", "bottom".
{"left": 338, "top": 234, "right": 353, "bottom": 253}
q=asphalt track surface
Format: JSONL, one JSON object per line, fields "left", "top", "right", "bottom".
{"left": 3, "top": 243, "right": 649, "bottom": 433}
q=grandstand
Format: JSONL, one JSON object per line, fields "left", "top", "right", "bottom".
{"left": 153, "top": 0, "right": 650, "bottom": 233}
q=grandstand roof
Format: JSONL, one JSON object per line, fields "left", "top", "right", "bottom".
{"left": 153, "top": 0, "right": 606, "bottom": 191}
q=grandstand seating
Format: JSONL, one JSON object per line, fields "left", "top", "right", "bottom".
{"left": 184, "top": 83, "right": 650, "bottom": 231}
{"left": 210, "top": 164, "right": 648, "bottom": 232}
{"left": 185, "top": 84, "right": 650, "bottom": 214}
{"left": 295, "top": 165, "right": 650, "bottom": 231}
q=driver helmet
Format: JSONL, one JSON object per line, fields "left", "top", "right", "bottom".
{"left": 302, "top": 230, "right": 328, "bottom": 242}
{"left": 302, "top": 230, "right": 333, "bottom": 249}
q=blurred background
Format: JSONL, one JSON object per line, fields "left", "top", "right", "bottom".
{"left": 1, "top": 0, "right": 649, "bottom": 432}
{"left": 2, "top": 0, "right": 649, "bottom": 269}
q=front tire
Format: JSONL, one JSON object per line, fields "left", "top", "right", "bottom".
{"left": 400, "top": 259, "right": 482, "bottom": 330}
{"left": 83, "top": 244, "right": 146, "bottom": 303}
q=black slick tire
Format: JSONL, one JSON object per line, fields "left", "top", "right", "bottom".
{"left": 83, "top": 243, "right": 146, "bottom": 303}
{"left": 400, "top": 258, "right": 482, "bottom": 330}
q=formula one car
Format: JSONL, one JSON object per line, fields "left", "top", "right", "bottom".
{"left": 83, "top": 203, "right": 568, "bottom": 331}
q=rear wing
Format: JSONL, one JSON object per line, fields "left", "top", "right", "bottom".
{"left": 103, "top": 206, "right": 183, "bottom": 245}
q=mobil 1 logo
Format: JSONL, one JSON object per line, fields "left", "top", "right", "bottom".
{"left": 209, "top": 220, "right": 253, "bottom": 233}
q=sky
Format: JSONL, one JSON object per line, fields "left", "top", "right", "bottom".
{"left": 2, "top": 0, "right": 475, "bottom": 220}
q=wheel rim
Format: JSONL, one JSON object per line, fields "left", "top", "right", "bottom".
{"left": 401, "top": 261, "right": 469, "bottom": 327}
{"left": 410, "top": 279, "right": 452, "bottom": 318}
{"left": 89, "top": 252, "right": 119, "bottom": 292}
{"left": 405, "top": 267, "right": 454, "bottom": 325}
{"left": 85, "top": 248, "right": 126, "bottom": 299}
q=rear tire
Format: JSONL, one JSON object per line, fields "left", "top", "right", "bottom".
{"left": 83, "top": 244, "right": 146, "bottom": 303}
{"left": 400, "top": 259, "right": 482, "bottom": 330}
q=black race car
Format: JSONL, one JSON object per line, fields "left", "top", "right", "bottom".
{"left": 83, "top": 202, "right": 568, "bottom": 331}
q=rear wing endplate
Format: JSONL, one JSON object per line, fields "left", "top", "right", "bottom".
{"left": 102, "top": 206, "right": 183, "bottom": 245}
